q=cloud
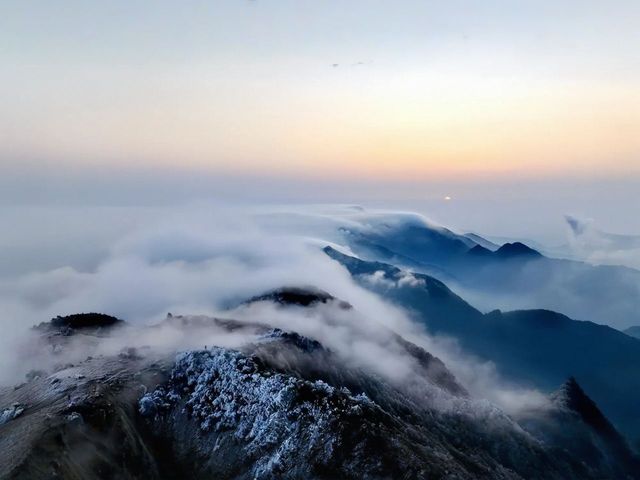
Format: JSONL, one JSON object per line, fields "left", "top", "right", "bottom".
{"left": 359, "top": 270, "right": 426, "bottom": 289}
{"left": 0, "top": 204, "right": 551, "bottom": 418}
{"left": 564, "top": 214, "right": 640, "bottom": 269}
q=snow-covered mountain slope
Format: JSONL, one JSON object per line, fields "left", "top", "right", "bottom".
{"left": 138, "top": 343, "right": 581, "bottom": 480}
{"left": 2, "top": 306, "right": 639, "bottom": 479}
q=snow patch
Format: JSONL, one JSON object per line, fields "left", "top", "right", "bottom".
{"left": 0, "top": 403, "right": 24, "bottom": 425}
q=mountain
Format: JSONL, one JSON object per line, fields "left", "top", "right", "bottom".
{"left": 468, "top": 244, "right": 493, "bottom": 257}
{"left": 245, "top": 287, "right": 352, "bottom": 309}
{"left": 323, "top": 247, "right": 479, "bottom": 331}
{"left": 464, "top": 232, "right": 499, "bottom": 251}
{"left": 467, "top": 241, "right": 541, "bottom": 259}
{"left": 519, "top": 377, "right": 640, "bottom": 478}
{"left": 36, "top": 312, "right": 125, "bottom": 332}
{"left": 324, "top": 246, "right": 640, "bottom": 444}
{"left": 337, "top": 213, "right": 475, "bottom": 266}
{"left": 337, "top": 214, "right": 640, "bottom": 329}
{"left": 2, "top": 306, "right": 637, "bottom": 479}
{"left": 494, "top": 241, "right": 542, "bottom": 258}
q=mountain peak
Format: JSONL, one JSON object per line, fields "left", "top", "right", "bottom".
{"left": 554, "top": 376, "right": 587, "bottom": 406}
{"left": 246, "top": 286, "right": 351, "bottom": 309}
{"left": 552, "top": 377, "right": 612, "bottom": 432}
{"left": 549, "top": 377, "right": 640, "bottom": 473}
{"left": 495, "top": 242, "right": 542, "bottom": 258}
{"left": 464, "top": 232, "right": 499, "bottom": 251}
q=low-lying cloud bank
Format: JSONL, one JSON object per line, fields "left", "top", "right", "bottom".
{"left": 565, "top": 215, "right": 640, "bottom": 269}
{"left": 0, "top": 204, "right": 550, "bottom": 416}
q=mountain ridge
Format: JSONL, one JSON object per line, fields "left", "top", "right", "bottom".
{"left": 323, "top": 245, "right": 640, "bottom": 443}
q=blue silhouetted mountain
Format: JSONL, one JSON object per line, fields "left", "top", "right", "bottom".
{"left": 466, "top": 242, "right": 541, "bottom": 262}
{"left": 345, "top": 237, "right": 456, "bottom": 282}
{"left": 519, "top": 377, "right": 640, "bottom": 477}
{"left": 324, "top": 246, "right": 640, "bottom": 444}
{"left": 338, "top": 215, "right": 640, "bottom": 329}
{"left": 464, "top": 232, "right": 499, "bottom": 251}
{"left": 338, "top": 216, "right": 474, "bottom": 266}
{"left": 323, "top": 246, "right": 480, "bottom": 330}
{"left": 467, "top": 244, "right": 493, "bottom": 257}
{"left": 494, "top": 242, "right": 542, "bottom": 258}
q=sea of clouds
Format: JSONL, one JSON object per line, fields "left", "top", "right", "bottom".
{"left": 0, "top": 203, "right": 552, "bottom": 415}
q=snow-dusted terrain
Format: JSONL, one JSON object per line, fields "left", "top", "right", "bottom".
{"left": 1, "top": 291, "right": 638, "bottom": 479}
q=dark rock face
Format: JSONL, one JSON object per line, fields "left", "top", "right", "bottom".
{"left": 246, "top": 287, "right": 351, "bottom": 309}
{"left": 262, "top": 328, "right": 326, "bottom": 353}
{"left": 44, "top": 313, "right": 124, "bottom": 331}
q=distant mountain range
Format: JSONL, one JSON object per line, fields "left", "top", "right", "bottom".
{"left": 324, "top": 246, "right": 640, "bottom": 445}
{"left": 337, "top": 212, "right": 640, "bottom": 330}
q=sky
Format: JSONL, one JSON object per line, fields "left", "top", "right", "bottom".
{"left": 0, "top": 1, "right": 639, "bottom": 241}
{"left": 2, "top": 0, "right": 639, "bottom": 176}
